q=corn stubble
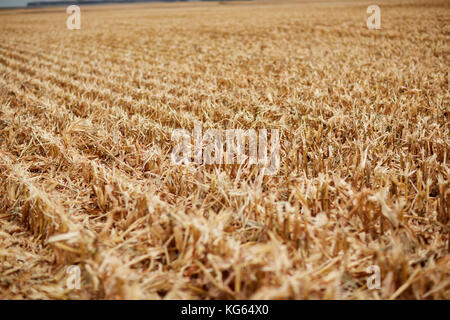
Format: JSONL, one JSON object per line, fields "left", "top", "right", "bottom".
{"left": 0, "top": 0, "right": 449, "bottom": 299}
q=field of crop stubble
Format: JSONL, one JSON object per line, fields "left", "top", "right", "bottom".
{"left": 0, "top": 0, "right": 449, "bottom": 299}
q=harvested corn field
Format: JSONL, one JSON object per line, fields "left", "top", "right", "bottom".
{"left": 0, "top": 0, "right": 449, "bottom": 300}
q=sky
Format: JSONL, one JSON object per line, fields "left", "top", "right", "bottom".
{"left": 0, "top": 0, "right": 126, "bottom": 8}
{"left": 0, "top": 0, "right": 194, "bottom": 8}
{"left": 0, "top": 0, "right": 30, "bottom": 7}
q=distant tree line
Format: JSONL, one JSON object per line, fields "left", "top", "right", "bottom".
{"left": 27, "top": 0, "right": 228, "bottom": 7}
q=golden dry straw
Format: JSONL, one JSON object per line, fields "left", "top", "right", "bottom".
{"left": 0, "top": 0, "right": 449, "bottom": 299}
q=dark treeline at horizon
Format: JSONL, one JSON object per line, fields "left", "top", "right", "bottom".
{"left": 27, "top": 0, "right": 225, "bottom": 7}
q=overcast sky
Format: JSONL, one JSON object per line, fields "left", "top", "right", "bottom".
{"left": 0, "top": 0, "right": 93, "bottom": 7}
{"left": 0, "top": 0, "right": 30, "bottom": 7}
